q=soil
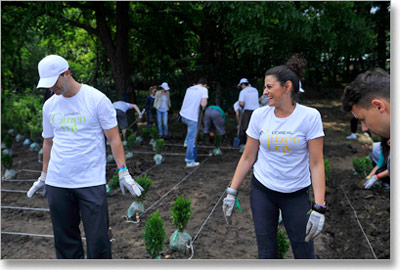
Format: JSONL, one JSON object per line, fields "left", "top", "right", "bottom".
{"left": 1, "top": 99, "right": 390, "bottom": 259}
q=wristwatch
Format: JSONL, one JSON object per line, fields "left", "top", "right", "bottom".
{"left": 312, "top": 202, "right": 326, "bottom": 214}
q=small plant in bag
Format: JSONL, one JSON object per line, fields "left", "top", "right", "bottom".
{"left": 142, "top": 210, "right": 166, "bottom": 259}
{"left": 212, "top": 133, "right": 222, "bottom": 156}
{"left": 127, "top": 175, "right": 153, "bottom": 218}
{"left": 170, "top": 196, "right": 193, "bottom": 253}
{"left": 153, "top": 138, "right": 164, "bottom": 165}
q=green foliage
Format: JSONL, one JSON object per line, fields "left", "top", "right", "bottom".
{"left": 150, "top": 126, "right": 159, "bottom": 140}
{"left": 213, "top": 133, "right": 221, "bottom": 148}
{"left": 353, "top": 157, "right": 373, "bottom": 178}
{"left": 108, "top": 172, "right": 120, "bottom": 190}
{"left": 3, "top": 135, "right": 13, "bottom": 149}
{"left": 126, "top": 132, "right": 136, "bottom": 152}
{"left": 142, "top": 210, "right": 166, "bottom": 259}
{"left": 30, "top": 125, "right": 41, "bottom": 142}
{"left": 141, "top": 127, "right": 151, "bottom": 139}
{"left": 155, "top": 138, "right": 164, "bottom": 154}
{"left": 135, "top": 175, "right": 153, "bottom": 202}
{"left": 125, "top": 128, "right": 133, "bottom": 140}
{"left": 324, "top": 158, "right": 332, "bottom": 180}
{"left": 1, "top": 152, "right": 13, "bottom": 169}
{"left": 277, "top": 227, "right": 290, "bottom": 259}
{"left": 171, "top": 196, "right": 192, "bottom": 232}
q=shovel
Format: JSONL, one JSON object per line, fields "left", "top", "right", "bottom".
{"left": 193, "top": 106, "right": 204, "bottom": 161}
{"left": 127, "top": 108, "right": 146, "bottom": 129}
{"left": 233, "top": 110, "right": 243, "bottom": 147}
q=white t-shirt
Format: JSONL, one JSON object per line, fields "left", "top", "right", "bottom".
{"left": 42, "top": 84, "right": 117, "bottom": 188}
{"left": 246, "top": 104, "right": 324, "bottom": 193}
{"left": 179, "top": 85, "right": 208, "bottom": 122}
{"left": 113, "top": 101, "right": 132, "bottom": 112}
{"left": 239, "top": 85, "right": 259, "bottom": 110}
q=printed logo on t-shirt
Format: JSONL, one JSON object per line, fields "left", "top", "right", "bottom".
{"left": 51, "top": 112, "right": 86, "bottom": 132}
{"left": 260, "top": 129, "right": 300, "bottom": 155}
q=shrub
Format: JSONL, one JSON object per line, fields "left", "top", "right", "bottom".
{"left": 1, "top": 152, "right": 13, "bottom": 169}
{"left": 277, "top": 227, "right": 290, "bottom": 259}
{"left": 127, "top": 132, "right": 137, "bottom": 152}
{"left": 171, "top": 196, "right": 192, "bottom": 232}
{"left": 214, "top": 133, "right": 221, "bottom": 148}
{"left": 324, "top": 158, "right": 332, "bottom": 180}
{"left": 30, "top": 126, "right": 41, "bottom": 142}
{"left": 108, "top": 172, "right": 120, "bottom": 190}
{"left": 353, "top": 157, "right": 373, "bottom": 178}
{"left": 155, "top": 138, "right": 164, "bottom": 154}
{"left": 150, "top": 126, "right": 159, "bottom": 140}
{"left": 125, "top": 128, "right": 133, "bottom": 140}
{"left": 135, "top": 175, "right": 153, "bottom": 202}
{"left": 141, "top": 127, "right": 152, "bottom": 139}
{"left": 142, "top": 210, "right": 166, "bottom": 259}
{"left": 3, "top": 135, "right": 13, "bottom": 149}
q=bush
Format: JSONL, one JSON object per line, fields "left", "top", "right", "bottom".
{"left": 30, "top": 126, "right": 41, "bottom": 142}
{"left": 108, "top": 172, "right": 120, "bottom": 190}
{"left": 353, "top": 157, "right": 373, "bottom": 178}
{"left": 155, "top": 138, "right": 164, "bottom": 154}
{"left": 277, "top": 227, "right": 290, "bottom": 259}
{"left": 171, "top": 196, "right": 192, "bottom": 232}
{"left": 125, "top": 128, "right": 133, "bottom": 140}
{"left": 324, "top": 158, "right": 332, "bottom": 180}
{"left": 127, "top": 132, "right": 137, "bottom": 152}
{"left": 142, "top": 210, "right": 166, "bottom": 259}
{"left": 141, "top": 127, "right": 152, "bottom": 139}
{"left": 135, "top": 175, "right": 153, "bottom": 202}
{"left": 150, "top": 126, "right": 159, "bottom": 140}
{"left": 1, "top": 152, "right": 13, "bottom": 169}
{"left": 3, "top": 135, "right": 13, "bottom": 149}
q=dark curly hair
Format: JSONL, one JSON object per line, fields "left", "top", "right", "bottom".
{"left": 341, "top": 68, "right": 390, "bottom": 112}
{"left": 265, "top": 54, "right": 307, "bottom": 103}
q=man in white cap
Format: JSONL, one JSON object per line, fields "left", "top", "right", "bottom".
{"left": 237, "top": 78, "right": 259, "bottom": 152}
{"left": 27, "top": 55, "right": 144, "bottom": 259}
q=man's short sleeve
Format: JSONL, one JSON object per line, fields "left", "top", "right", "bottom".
{"left": 42, "top": 102, "right": 54, "bottom": 138}
{"left": 202, "top": 88, "right": 208, "bottom": 99}
{"left": 239, "top": 89, "right": 245, "bottom": 102}
{"left": 98, "top": 96, "right": 118, "bottom": 130}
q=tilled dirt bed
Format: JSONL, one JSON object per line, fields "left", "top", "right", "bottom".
{"left": 1, "top": 99, "right": 390, "bottom": 259}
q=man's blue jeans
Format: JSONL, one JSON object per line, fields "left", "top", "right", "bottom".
{"left": 156, "top": 110, "right": 168, "bottom": 136}
{"left": 182, "top": 116, "right": 198, "bottom": 162}
{"left": 146, "top": 110, "right": 156, "bottom": 128}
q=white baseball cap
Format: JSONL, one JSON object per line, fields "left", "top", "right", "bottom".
{"left": 237, "top": 78, "right": 249, "bottom": 86}
{"left": 37, "top": 55, "right": 69, "bottom": 88}
{"left": 160, "top": 82, "right": 170, "bottom": 90}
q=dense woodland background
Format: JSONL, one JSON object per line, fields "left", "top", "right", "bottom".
{"left": 1, "top": 1, "right": 390, "bottom": 138}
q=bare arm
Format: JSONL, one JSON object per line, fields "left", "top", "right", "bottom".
{"left": 229, "top": 136, "right": 259, "bottom": 190}
{"left": 367, "top": 166, "right": 379, "bottom": 178}
{"left": 130, "top": 104, "right": 142, "bottom": 115}
{"left": 239, "top": 101, "right": 244, "bottom": 107}
{"left": 104, "top": 126, "right": 126, "bottom": 169}
{"left": 201, "top": 98, "right": 208, "bottom": 109}
{"left": 308, "top": 137, "right": 325, "bottom": 205}
{"left": 41, "top": 137, "right": 53, "bottom": 173}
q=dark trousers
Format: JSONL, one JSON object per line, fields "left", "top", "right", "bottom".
{"left": 47, "top": 184, "right": 112, "bottom": 259}
{"left": 250, "top": 175, "right": 315, "bottom": 259}
{"left": 240, "top": 110, "right": 254, "bottom": 145}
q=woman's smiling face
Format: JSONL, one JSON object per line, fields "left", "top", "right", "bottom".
{"left": 263, "top": 75, "right": 288, "bottom": 107}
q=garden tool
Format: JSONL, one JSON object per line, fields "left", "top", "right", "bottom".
{"left": 127, "top": 108, "right": 146, "bottom": 129}
{"left": 233, "top": 110, "right": 243, "bottom": 147}
{"left": 193, "top": 106, "right": 204, "bottom": 160}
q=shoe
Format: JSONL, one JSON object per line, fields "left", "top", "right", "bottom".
{"left": 184, "top": 141, "right": 187, "bottom": 147}
{"left": 346, "top": 133, "right": 357, "bottom": 139}
{"left": 186, "top": 161, "right": 200, "bottom": 168}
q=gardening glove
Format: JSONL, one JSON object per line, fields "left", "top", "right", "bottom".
{"left": 305, "top": 210, "right": 325, "bottom": 242}
{"left": 223, "top": 194, "right": 236, "bottom": 217}
{"left": 119, "top": 169, "right": 144, "bottom": 197}
{"left": 364, "top": 175, "right": 379, "bottom": 189}
{"left": 27, "top": 172, "right": 47, "bottom": 198}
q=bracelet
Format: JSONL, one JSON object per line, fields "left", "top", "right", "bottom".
{"left": 376, "top": 174, "right": 381, "bottom": 179}
{"left": 226, "top": 187, "right": 238, "bottom": 196}
{"left": 118, "top": 165, "right": 127, "bottom": 173}
{"left": 312, "top": 202, "right": 326, "bottom": 214}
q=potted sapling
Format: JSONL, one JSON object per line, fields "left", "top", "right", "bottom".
{"left": 142, "top": 210, "right": 166, "bottom": 259}
{"left": 125, "top": 132, "right": 136, "bottom": 159}
{"left": 352, "top": 157, "right": 373, "bottom": 178}
{"left": 2, "top": 135, "right": 13, "bottom": 157}
{"left": 2, "top": 152, "right": 15, "bottom": 180}
{"left": 212, "top": 133, "right": 222, "bottom": 156}
{"left": 153, "top": 138, "right": 164, "bottom": 165}
{"left": 169, "top": 195, "right": 192, "bottom": 254}
{"left": 127, "top": 175, "right": 153, "bottom": 221}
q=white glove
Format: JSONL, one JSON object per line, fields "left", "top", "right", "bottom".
{"left": 305, "top": 210, "right": 325, "bottom": 242}
{"left": 27, "top": 172, "right": 47, "bottom": 198}
{"left": 138, "top": 113, "right": 143, "bottom": 119}
{"left": 118, "top": 169, "right": 144, "bottom": 197}
{"left": 364, "top": 175, "right": 379, "bottom": 189}
{"left": 223, "top": 194, "right": 236, "bottom": 217}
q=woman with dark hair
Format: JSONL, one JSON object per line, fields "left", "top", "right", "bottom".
{"left": 223, "top": 56, "right": 326, "bottom": 259}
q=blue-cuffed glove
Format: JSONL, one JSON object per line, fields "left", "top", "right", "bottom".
{"left": 364, "top": 175, "right": 379, "bottom": 189}
{"left": 305, "top": 210, "right": 325, "bottom": 242}
{"left": 27, "top": 172, "right": 47, "bottom": 198}
{"left": 119, "top": 169, "right": 144, "bottom": 197}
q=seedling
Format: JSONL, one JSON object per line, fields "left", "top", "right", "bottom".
{"left": 1, "top": 152, "right": 13, "bottom": 170}
{"left": 353, "top": 157, "right": 373, "bottom": 178}
{"left": 142, "top": 210, "right": 166, "bottom": 259}
{"left": 212, "top": 134, "right": 222, "bottom": 156}
{"left": 127, "top": 175, "right": 153, "bottom": 219}
{"left": 153, "top": 138, "right": 164, "bottom": 165}
{"left": 170, "top": 196, "right": 193, "bottom": 253}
